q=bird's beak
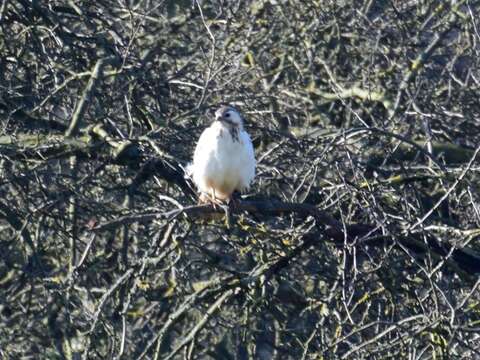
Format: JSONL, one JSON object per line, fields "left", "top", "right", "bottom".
{"left": 215, "top": 109, "right": 223, "bottom": 121}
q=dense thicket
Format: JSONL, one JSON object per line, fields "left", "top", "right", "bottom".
{"left": 1, "top": 1, "right": 480, "bottom": 359}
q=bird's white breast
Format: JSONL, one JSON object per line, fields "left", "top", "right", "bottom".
{"left": 190, "top": 121, "right": 255, "bottom": 199}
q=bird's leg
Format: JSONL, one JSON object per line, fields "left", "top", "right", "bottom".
{"left": 197, "top": 193, "right": 209, "bottom": 205}
{"left": 210, "top": 188, "right": 218, "bottom": 209}
{"left": 208, "top": 188, "right": 224, "bottom": 209}
{"left": 210, "top": 188, "right": 231, "bottom": 226}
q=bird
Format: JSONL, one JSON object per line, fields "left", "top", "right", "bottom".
{"left": 187, "top": 105, "right": 256, "bottom": 204}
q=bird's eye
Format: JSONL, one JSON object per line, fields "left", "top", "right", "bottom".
{"left": 225, "top": 113, "right": 231, "bottom": 118}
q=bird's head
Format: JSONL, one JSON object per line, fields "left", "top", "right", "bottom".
{"left": 215, "top": 106, "right": 243, "bottom": 128}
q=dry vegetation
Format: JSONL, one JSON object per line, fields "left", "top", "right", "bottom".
{"left": 1, "top": 0, "right": 480, "bottom": 359}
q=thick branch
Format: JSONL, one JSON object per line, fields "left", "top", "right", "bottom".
{"left": 93, "top": 199, "right": 480, "bottom": 277}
